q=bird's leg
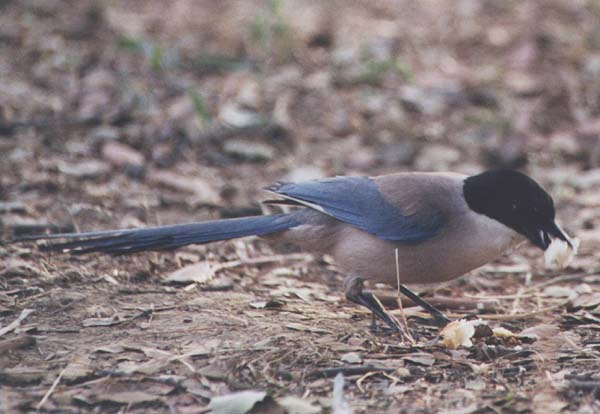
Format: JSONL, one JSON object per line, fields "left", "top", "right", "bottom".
{"left": 397, "top": 283, "right": 450, "bottom": 327}
{"left": 344, "top": 275, "right": 405, "bottom": 336}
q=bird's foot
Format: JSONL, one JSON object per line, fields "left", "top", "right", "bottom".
{"left": 397, "top": 284, "right": 451, "bottom": 327}
{"left": 345, "top": 275, "right": 414, "bottom": 342}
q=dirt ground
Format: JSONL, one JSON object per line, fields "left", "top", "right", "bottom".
{"left": 2, "top": 1, "right": 600, "bottom": 413}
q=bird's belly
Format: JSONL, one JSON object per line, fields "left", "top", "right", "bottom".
{"left": 331, "top": 217, "right": 522, "bottom": 285}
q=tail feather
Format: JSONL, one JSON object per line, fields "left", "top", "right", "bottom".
{"left": 14, "top": 214, "right": 299, "bottom": 255}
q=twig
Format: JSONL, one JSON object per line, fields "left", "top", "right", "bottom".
{"left": 527, "top": 270, "right": 600, "bottom": 292}
{"left": 307, "top": 365, "right": 396, "bottom": 379}
{"left": 0, "top": 309, "right": 34, "bottom": 337}
{"left": 395, "top": 248, "right": 400, "bottom": 297}
{"left": 399, "top": 301, "right": 568, "bottom": 321}
{"left": 510, "top": 286, "right": 525, "bottom": 315}
{"left": 371, "top": 293, "right": 414, "bottom": 343}
{"left": 392, "top": 248, "right": 414, "bottom": 343}
{"left": 356, "top": 371, "right": 379, "bottom": 393}
{"left": 219, "top": 253, "right": 313, "bottom": 269}
{"left": 374, "top": 293, "right": 498, "bottom": 310}
{"left": 36, "top": 367, "right": 65, "bottom": 411}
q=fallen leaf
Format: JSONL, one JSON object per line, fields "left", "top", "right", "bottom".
{"left": 57, "top": 159, "right": 110, "bottom": 178}
{"left": 224, "top": 140, "right": 275, "bottom": 162}
{"left": 532, "top": 386, "right": 567, "bottom": 413}
{"left": 219, "top": 103, "right": 262, "bottom": 128}
{"left": 249, "top": 300, "right": 284, "bottom": 309}
{"left": 99, "top": 391, "right": 162, "bottom": 405}
{"left": 542, "top": 286, "right": 576, "bottom": 299}
{"left": 403, "top": 354, "right": 436, "bottom": 366}
{"left": 520, "top": 324, "right": 580, "bottom": 359}
{"left": 208, "top": 390, "right": 269, "bottom": 414}
{"left": 0, "top": 259, "right": 45, "bottom": 278}
{"left": 102, "top": 140, "right": 145, "bottom": 167}
{"left": 82, "top": 316, "right": 122, "bottom": 327}
{"left": 340, "top": 352, "right": 362, "bottom": 364}
{"left": 164, "top": 262, "right": 220, "bottom": 284}
{"left": 94, "top": 345, "right": 126, "bottom": 353}
{"left": 277, "top": 396, "right": 321, "bottom": 414}
{"left": 62, "top": 356, "right": 93, "bottom": 383}
{"left": 571, "top": 292, "right": 600, "bottom": 309}
{"left": 285, "top": 323, "right": 330, "bottom": 334}
{"left": 492, "top": 327, "right": 516, "bottom": 338}
{"left": 147, "top": 169, "right": 222, "bottom": 206}
{"left": 0, "top": 367, "right": 47, "bottom": 386}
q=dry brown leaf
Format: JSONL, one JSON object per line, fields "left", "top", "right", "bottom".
{"left": 81, "top": 316, "right": 122, "bottom": 327}
{"left": 147, "top": 169, "right": 222, "bottom": 206}
{"left": 403, "top": 354, "right": 436, "bottom": 366}
{"left": 571, "top": 291, "right": 600, "bottom": 309}
{"left": 164, "top": 261, "right": 221, "bottom": 284}
{"left": 57, "top": 159, "right": 110, "bottom": 178}
{"left": 62, "top": 356, "right": 93, "bottom": 383}
{"left": 277, "top": 396, "right": 322, "bottom": 414}
{"left": 101, "top": 141, "right": 145, "bottom": 167}
{"left": 532, "top": 386, "right": 567, "bottom": 414}
{"left": 520, "top": 324, "right": 580, "bottom": 359}
{"left": 98, "top": 391, "right": 162, "bottom": 405}
{"left": 209, "top": 390, "right": 269, "bottom": 414}
{"left": 285, "top": 323, "right": 330, "bottom": 334}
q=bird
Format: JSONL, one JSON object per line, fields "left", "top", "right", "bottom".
{"left": 13, "top": 169, "right": 570, "bottom": 335}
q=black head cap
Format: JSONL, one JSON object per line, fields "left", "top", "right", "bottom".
{"left": 463, "top": 170, "right": 569, "bottom": 250}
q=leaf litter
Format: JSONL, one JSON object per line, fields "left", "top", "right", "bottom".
{"left": 1, "top": 1, "right": 600, "bottom": 413}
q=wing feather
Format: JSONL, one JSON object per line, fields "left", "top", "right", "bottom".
{"left": 265, "top": 176, "right": 445, "bottom": 243}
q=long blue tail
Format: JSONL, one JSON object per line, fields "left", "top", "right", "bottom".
{"left": 15, "top": 214, "right": 299, "bottom": 255}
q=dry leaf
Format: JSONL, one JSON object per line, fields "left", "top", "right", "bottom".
{"left": 277, "top": 396, "right": 321, "bottom": 414}
{"left": 403, "top": 354, "right": 436, "bottom": 366}
{"left": 571, "top": 292, "right": 600, "bottom": 309}
{"left": 285, "top": 323, "right": 330, "bottom": 334}
{"left": 520, "top": 324, "right": 580, "bottom": 359}
{"left": 57, "top": 159, "right": 110, "bottom": 178}
{"left": 492, "top": 327, "right": 515, "bottom": 338}
{"left": 99, "top": 391, "right": 161, "bottom": 405}
{"left": 102, "top": 140, "right": 144, "bottom": 167}
{"left": 62, "top": 356, "right": 93, "bottom": 382}
{"left": 164, "top": 261, "right": 220, "bottom": 284}
{"left": 81, "top": 316, "right": 122, "bottom": 327}
{"left": 208, "top": 390, "right": 269, "bottom": 414}
{"left": 249, "top": 300, "right": 284, "bottom": 309}
{"left": 147, "top": 169, "right": 222, "bottom": 206}
{"left": 340, "top": 352, "right": 362, "bottom": 364}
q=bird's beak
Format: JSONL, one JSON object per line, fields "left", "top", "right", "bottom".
{"left": 528, "top": 221, "right": 571, "bottom": 250}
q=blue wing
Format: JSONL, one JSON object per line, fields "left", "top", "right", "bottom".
{"left": 266, "top": 176, "right": 446, "bottom": 243}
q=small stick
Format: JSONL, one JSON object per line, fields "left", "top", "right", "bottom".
{"left": 36, "top": 367, "right": 65, "bottom": 410}
{"left": 394, "top": 248, "right": 412, "bottom": 341}
{"left": 0, "top": 309, "right": 34, "bottom": 337}
{"left": 397, "top": 300, "right": 568, "bottom": 321}
{"left": 395, "top": 248, "right": 401, "bottom": 297}
{"left": 371, "top": 293, "right": 414, "bottom": 344}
